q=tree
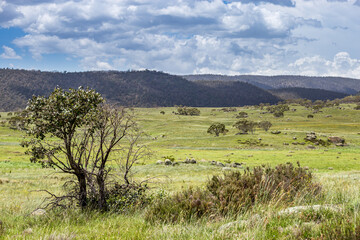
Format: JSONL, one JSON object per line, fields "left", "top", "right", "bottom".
{"left": 258, "top": 121, "right": 272, "bottom": 132}
{"left": 22, "top": 87, "right": 146, "bottom": 211}
{"left": 235, "top": 111, "right": 248, "bottom": 118}
{"left": 207, "top": 123, "right": 228, "bottom": 137}
{"left": 233, "top": 120, "right": 257, "bottom": 134}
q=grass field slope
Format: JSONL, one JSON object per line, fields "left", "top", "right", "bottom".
{"left": 1, "top": 103, "right": 360, "bottom": 239}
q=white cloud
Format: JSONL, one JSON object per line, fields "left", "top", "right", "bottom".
{"left": 0, "top": 45, "right": 21, "bottom": 59}
{"left": 0, "top": 0, "right": 359, "bottom": 77}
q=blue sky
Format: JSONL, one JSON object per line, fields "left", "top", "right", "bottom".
{"left": 0, "top": 0, "right": 360, "bottom": 77}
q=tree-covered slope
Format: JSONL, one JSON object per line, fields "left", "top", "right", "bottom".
{"left": 183, "top": 74, "right": 360, "bottom": 94}
{"left": 0, "top": 69, "right": 280, "bottom": 111}
{"left": 269, "top": 87, "right": 348, "bottom": 101}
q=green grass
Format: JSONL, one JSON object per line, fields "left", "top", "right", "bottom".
{"left": 1, "top": 105, "right": 360, "bottom": 239}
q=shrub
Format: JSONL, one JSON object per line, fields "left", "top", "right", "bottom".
{"left": 207, "top": 123, "right": 228, "bottom": 136}
{"left": 258, "top": 120, "right": 272, "bottom": 131}
{"left": 146, "top": 162, "right": 321, "bottom": 223}
{"left": 160, "top": 111, "right": 165, "bottom": 115}
{"left": 273, "top": 111, "right": 284, "bottom": 118}
{"left": 176, "top": 106, "right": 200, "bottom": 116}
{"left": 236, "top": 111, "right": 248, "bottom": 118}
{"left": 307, "top": 114, "right": 314, "bottom": 118}
{"left": 233, "top": 120, "right": 257, "bottom": 134}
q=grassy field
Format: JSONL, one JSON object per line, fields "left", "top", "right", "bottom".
{"left": 1, "top": 105, "right": 360, "bottom": 239}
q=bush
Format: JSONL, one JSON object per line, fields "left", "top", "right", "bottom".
{"left": 236, "top": 111, "right": 248, "bottom": 118}
{"left": 307, "top": 114, "right": 314, "bottom": 118}
{"left": 273, "top": 111, "right": 284, "bottom": 118}
{"left": 176, "top": 106, "right": 200, "bottom": 116}
{"left": 106, "top": 183, "right": 150, "bottom": 212}
{"left": 258, "top": 120, "right": 272, "bottom": 131}
{"left": 207, "top": 123, "right": 228, "bottom": 136}
{"left": 146, "top": 162, "right": 321, "bottom": 223}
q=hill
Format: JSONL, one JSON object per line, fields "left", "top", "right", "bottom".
{"left": 0, "top": 69, "right": 280, "bottom": 111}
{"left": 183, "top": 74, "right": 360, "bottom": 94}
{"left": 269, "top": 87, "right": 348, "bottom": 101}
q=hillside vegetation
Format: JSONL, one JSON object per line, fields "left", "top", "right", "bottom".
{"left": 269, "top": 87, "right": 348, "bottom": 101}
{"left": 0, "top": 69, "right": 280, "bottom": 111}
{"left": 184, "top": 74, "right": 360, "bottom": 94}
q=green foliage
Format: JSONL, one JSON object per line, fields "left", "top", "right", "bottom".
{"left": 233, "top": 120, "right": 257, "bottom": 134}
{"left": 235, "top": 111, "right": 248, "bottom": 118}
{"left": 176, "top": 106, "right": 201, "bottom": 116}
{"left": 238, "top": 139, "right": 268, "bottom": 147}
{"left": 160, "top": 111, "right": 165, "bottom": 114}
{"left": 207, "top": 123, "right": 228, "bottom": 137}
{"left": 107, "top": 183, "right": 150, "bottom": 212}
{"left": 220, "top": 107, "right": 237, "bottom": 112}
{"left": 146, "top": 162, "right": 321, "bottom": 223}
{"left": 162, "top": 155, "right": 175, "bottom": 162}
{"left": 258, "top": 120, "right": 272, "bottom": 131}
{"left": 307, "top": 114, "right": 314, "bottom": 118}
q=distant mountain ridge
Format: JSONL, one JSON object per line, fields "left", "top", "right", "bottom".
{"left": 0, "top": 69, "right": 280, "bottom": 111}
{"left": 269, "top": 87, "right": 348, "bottom": 101}
{"left": 183, "top": 74, "right": 360, "bottom": 94}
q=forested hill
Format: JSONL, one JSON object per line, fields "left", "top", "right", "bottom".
{"left": 183, "top": 75, "right": 360, "bottom": 94}
{"left": 0, "top": 69, "right": 280, "bottom": 111}
{"left": 269, "top": 88, "right": 348, "bottom": 101}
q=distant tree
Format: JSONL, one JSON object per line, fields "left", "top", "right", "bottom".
{"left": 207, "top": 123, "right": 228, "bottom": 137}
{"left": 258, "top": 121, "right": 272, "bottom": 132}
{"left": 176, "top": 106, "right": 200, "bottom": 116}
{"left": 273, "top": 111, "right": 284, "bottom": 118}
{"left": 236, "top": 111, "right": 248, "bottom": 118}
{"left": 233, "top": 120, "right": 257, "bottom": 134}
{"left": 22, "top": 87, "right": 147, "bottom": 211}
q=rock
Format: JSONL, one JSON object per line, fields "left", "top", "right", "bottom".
{"left": 293, "top": 137, "right": 297, "bottom": 140}
{"left": 218, "top": 220, "right": 248, "bottom": 233}
{"left": 164, "top": 159, "right": 172, "bottom": 165}
{"left": 271, "top": 131, "right": 281, "bottom": 134}
{"left": 307, "top": 145, "right": 316, "bottom": 149}
{"left": 23, "top": 228, "right": 33, "bottom": 234}
{"left": 185, "top": 158, "right": 196, "bottom": 164}
{"left": 292, "top": 142, "right": 298, "bottom": 145}
{"left": 217, "top": 162, "right": 225, "bottom": 167}
{"left": 328, "top": 136, "right": 345, "bottom": 144}
{"left": 283, "top": 143, "right": 289, "bottom": 146}
{"left": 156, "top": 160, "right": 163, "bottom": 165}
{"left": 278, "top": 205, "right": 341, "bottom": 216}
{"left": 304, "top": 166, "right": 309, "bottom": 170}
{"left": 31, "top": 209, "right": 46, "bottom": 216}
{"left": 325, "top": 115, "right": 332, "bottom": 118}
{"left": 222, "top": 167, "right": 232, "bottom": 171}
{"left": 328, "top": 167, "right": 333, "bottom": 170}
{"left": 210, "top": 161, "right": 217, "bottom": 165}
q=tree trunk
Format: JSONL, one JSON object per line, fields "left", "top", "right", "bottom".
{"left": 77, "top": 173, "right": 87, "bottom": 209}
{"left": 97, "top": 170, "right": 107, "bottom": 211}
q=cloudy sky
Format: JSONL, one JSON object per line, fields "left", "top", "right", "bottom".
{"left": 0, "top": 0, "right": 360, "bottom": 77}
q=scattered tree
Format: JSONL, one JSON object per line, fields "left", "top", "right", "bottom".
{"left": 258, "top": 121, "right": 272, "bottom": 132}
{"left": 22, "top": 87, "right": 147, "bottom": 211}
{"left": 176, "top": 106, "right": 200, "bottom": 116}
{"left": 207, "top": 123, "right": 228, "bottom": 137}
{"left": 235, "top": 111, "right": 248, "bottom": 118}
{"left": 233, "top": 120, "right": 257, "bottom": 134}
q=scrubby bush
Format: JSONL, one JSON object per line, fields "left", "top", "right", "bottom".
{"left": 235, "top": 111, "right": 248, "bottom": 118}
{"left": 146, "top": 162, "right": 321, "bottom": 223}
{"left": 233, "top": 120, "right": 257, "bottom": 134}
{"left": 220, "top": 107, "right": 237, "bottom": 112}
{"left": 307, "top": 114, "right": 314, "bottom": 118}
{"left": 273, "top": 110, "right": 284, "bottom": 118}
{"left": 207, "top": 123, "right": 228, "bottom": 136}
{"left": 176, "top": 106, "right": 200, "bottom": 116}
{"left": 160, "top": 111, "right": 165, "bottom": 114}
{"left": 258, "top": 120, "right": 272, "bottom": 131}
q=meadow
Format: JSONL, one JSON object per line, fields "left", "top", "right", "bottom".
{"left": 1, "top": 104, "right": 360, "bottom": 239}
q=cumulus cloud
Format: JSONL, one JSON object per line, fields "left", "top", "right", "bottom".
{"left": 0, "top": 0, "right": 358, "bottom": 77}
{"left": 0, "top": 45, "right": 21, "bottom": 59}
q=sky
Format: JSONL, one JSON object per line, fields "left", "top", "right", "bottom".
{"left": 0, "top": 0, "right": 360, "bottom": 77}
